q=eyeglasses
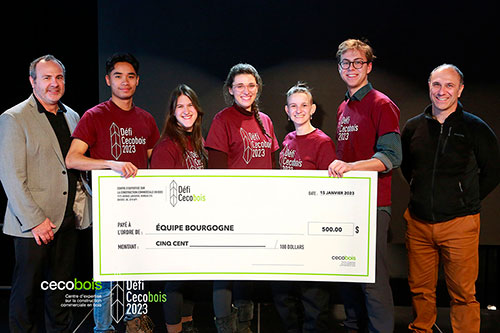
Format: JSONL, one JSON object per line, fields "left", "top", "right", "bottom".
{"left": 232, "top": 83, "right": 258, "bottom": 92}
{"left": 339, "top": 59, "right": 370, "bottom": 69}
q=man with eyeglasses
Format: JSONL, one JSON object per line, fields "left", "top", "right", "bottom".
{"left": 328, "top": 39, "right": 401, "bottom": 332}
{"left": 401, "top": 64, "right": 500, "bottom": 332}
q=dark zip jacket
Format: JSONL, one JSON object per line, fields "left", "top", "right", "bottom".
{"left": 401, "top": 102, "right": 500, "bottom": 222}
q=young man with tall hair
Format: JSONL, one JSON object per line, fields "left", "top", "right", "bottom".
{"left": 329, "top": 39, "right": 402, "bottom": 332}
{"left": 66, "top": 52, "right": 159, "bottom": 333}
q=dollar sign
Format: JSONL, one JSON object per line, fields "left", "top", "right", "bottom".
{"left": 355, "top": 226, "right": 359, "bottom": 234}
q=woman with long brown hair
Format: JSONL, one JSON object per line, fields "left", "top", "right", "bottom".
{"left": 151, "top": 84, "right": 207, "bottom": 170}
{"left": 150, "top": 84, "right": 207, "bottom": 333}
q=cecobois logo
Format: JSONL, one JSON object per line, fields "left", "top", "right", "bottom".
{"left": 41, "top": 279, "right": 102, "bottom": 291}
{"left": 331, "top": 255, "right": 357, "bottom": 261}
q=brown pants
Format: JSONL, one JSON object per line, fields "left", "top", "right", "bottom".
{"left": 404, "top": 209, "right": 480, "bottom": 333}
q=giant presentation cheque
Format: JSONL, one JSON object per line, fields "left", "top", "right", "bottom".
{"left": 92, "top": 169, "right": 377, "bottom": 283}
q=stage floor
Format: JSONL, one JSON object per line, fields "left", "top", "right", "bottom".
{"left": 71, "top": 303, "right": 500, "bottom": 332}
{"left": 1, "top": 289, "right": 499, "bottom": 332}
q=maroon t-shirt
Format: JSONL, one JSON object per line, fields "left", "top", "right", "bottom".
{"left": 150, "top": 136, "right": 204, "bottom": 169}
{"left": 205, "top": 106, "right": 279, "bottom": 169}
{"left": 72, "top": 100, "right": 160, "bottom": 169}
{"left": 280, "top": 129, "right": 336, "bottom": 170}
{"left": 336, "top": 89, "right": 400, "bottom": 207}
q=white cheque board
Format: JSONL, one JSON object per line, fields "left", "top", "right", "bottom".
{"left": 92, "top": 169, "right": 377, "bottom": 282}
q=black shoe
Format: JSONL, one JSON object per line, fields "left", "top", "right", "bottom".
{"left": 182, "top": 320, "right": 199, "bottom": 332}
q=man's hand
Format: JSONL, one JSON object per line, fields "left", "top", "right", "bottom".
{"left": 66, "top": 139, "right": 138, "bottom": 177}
{"left": 328, "top": 158, "right": 387, "bottom": 177}
{"left": 110, "top": 161, "right": 138, "bottom": 178}
{"left": 328, "top": 159, "right": 353, "bottom": 178}
{"left": 31, "top": 218, "right": 57, "bottom": 245}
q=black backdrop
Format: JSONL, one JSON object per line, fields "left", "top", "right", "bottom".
{"left": 95, "top": 0, "right": 500, "bottom": 245}
{"left": 1, "top": 0, "right": 499, "bottom": 304}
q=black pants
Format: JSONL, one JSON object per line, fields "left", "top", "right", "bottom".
{"left": 9, "top": 215, "right": 78, "bottom": 333}
{"left": 338, "top": 210, "right": 394, "bottom": 333}
{"left": 162, "top": 281, "right": 195, "bottom": 325}
{"left": 272, "top": 281, "right": 330, "bottom": 333}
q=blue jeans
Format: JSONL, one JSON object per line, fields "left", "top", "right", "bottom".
{"left": 94, "top": 281, "right": 114, "bottom": 332}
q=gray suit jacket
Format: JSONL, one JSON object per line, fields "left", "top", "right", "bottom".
{"left": 0, "top": 95, "right": 90, "bottom": 237}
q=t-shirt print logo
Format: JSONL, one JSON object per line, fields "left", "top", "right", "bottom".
{"left": 110, "top": 122, "right": 122, "bottom": 160}
{"left": 337, "top": 115, "right": 358, "bottom": 141}
{"left": 280, "top": 144, "right": 302, "bottom": 169}
{"left": 185, "top": 151, "right": 203, "bottom": 169}
{"left": 240, "top": 128, "right": 253, "bottom": 164}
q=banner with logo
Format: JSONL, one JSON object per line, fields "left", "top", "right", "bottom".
{"left": 92, "top": 169, "right": 377, "bottom": 282}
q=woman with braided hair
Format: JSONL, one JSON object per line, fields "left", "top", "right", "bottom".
{"left": 205, "top": 63, "right": 279, "bottom": 332}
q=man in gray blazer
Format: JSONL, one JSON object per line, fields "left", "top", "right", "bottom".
{"left": 0, "top": 55, "right": 89, "bottom": 332}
